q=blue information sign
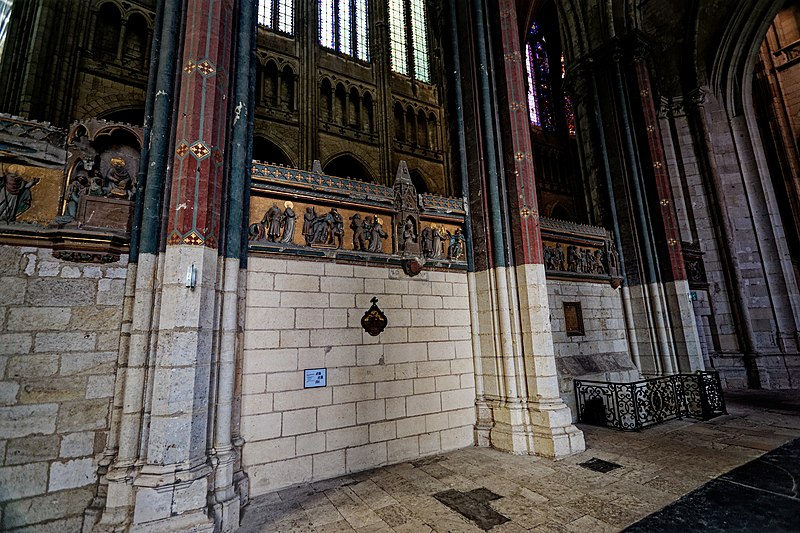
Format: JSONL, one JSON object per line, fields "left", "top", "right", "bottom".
{"left": 304, "top": 368, "right": 327, "bottom": 388}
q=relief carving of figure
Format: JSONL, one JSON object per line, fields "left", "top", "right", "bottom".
{"left": 0, "top": 168, "right": 39, "bottom": 223}
{"left": 567, "top": 245, "right": 579, "bottom": 272}
{"left": 361, "top": 215, "right": 373, "bottom": 250}
{"left": 63, "top": 170, "right": 90, "bottom": 221}
{"left": 554, "top": 244, "right": 565, "bottom": 271}
{"left": 280, "top": 201, "right": 296, "bottom": 243}
{"left": 421, "top": 226, "right": 433, "bottom": 258}
{"left": 303, "top": 207, "right": 316, "bottom": 245}
{"left": 399, "top": 215, "right": 417, "bottom": 252}
{"left": 105, "top": 157, "right": 135, "bottom": 199}
{"left": 431, "top": 225, "right": 444, "bottom": 259}
{"left": 329, "top": 208, "right": 344, "bottom": 249}
{"left": 350, "top": 213, "right": 366, "bottom": 251}
{"left": 448, "top": 228, "right": 465, "bottom": 260}
{"left": 89, "top": 173, "right": 105, "bottom": 197}
{"left": 591, "top": 250, "right": 606, "bottom": 274}
{"left": 265, "top": 204, "right": 283, "bottom": 242}
{"left": 367, "top": 216, "right": 387, "bottom": 253}
{"left": 312, "top": 209, "right": 330, "bottom": 244}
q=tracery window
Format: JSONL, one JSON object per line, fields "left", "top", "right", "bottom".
{"left": 525, "top": 22, "right": 554, "bottom": 131}
{"left": 524, "top": 21, "right": 574, "bottom": 136}
{"left": 320, "top": 0, "right": 370, "bottom": 62}
{"left": 388, "top": 0, "right": 430, "bottom": 83}
{"left": 259, "top": 0, "right": 294, "bottom": 35}
{"left": 561, "top": 53, "right": 575, "bottom": 136}
{"left": 0, "top": 0, "right": 11, "bottom": 59}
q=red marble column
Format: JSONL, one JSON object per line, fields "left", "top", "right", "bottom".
{"left": 167, "top": 0, "right": 235, "bottom": 249}
{"left": 633, "top": 56, "right": 687, "bottom": 280}
{"left": 498, "top": 0, "right": 543, "bottom": 265}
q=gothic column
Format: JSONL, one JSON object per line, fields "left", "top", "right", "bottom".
{"left": 93, "top": 0, "right": 255, "bottom": 530}
{"left": 127, "top": 0, "right": 237, "bottom": 530}
{"left": 632, "top": 53, "right": 704, "bottom": 373}
{"left": 467, "top": 0, "right": 583, "bottom": 458}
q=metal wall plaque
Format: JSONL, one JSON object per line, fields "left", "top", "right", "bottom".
{"left": 304, "top": 368, "right": 327, "bottom": 388}
{"left": 563, "top": 301, "right": 585, "bottom": 336}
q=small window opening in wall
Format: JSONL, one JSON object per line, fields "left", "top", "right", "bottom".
{"left": 563, "top": 301, "right": 584, "bottom": 337}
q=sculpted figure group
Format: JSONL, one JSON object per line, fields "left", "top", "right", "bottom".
{"left": 421, "top": 225, "right": 465, "bottom": 260}
{"left": 543, "top": 242, "right": 607, "bottom": 275}
{"left": 349, "top": 213, "right": 388, "bottom": 253}
{"left": 59, "top": 151, "right": 136, "bottom": 225}
{"left": 250, "top": 204, "right": 388, "bottom": 253}
{"left": 249, "top": 202, "right": 467, "bottom": 261}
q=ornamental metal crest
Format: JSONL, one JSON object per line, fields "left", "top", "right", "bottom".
{"left": 361, "top": 297, "right": 387, "bottom": 337}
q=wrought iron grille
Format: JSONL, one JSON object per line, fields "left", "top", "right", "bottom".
{"left": 574, "top": 371, "right": 727, "bottom": 431}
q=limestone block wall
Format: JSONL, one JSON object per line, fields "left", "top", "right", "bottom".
{"left": 547, "top": 280, "right": 638, "bottom": 416}
{"left": 241, "top": 257, "right": 476, "bottom": 496}
{"left": 0, "top": 245, "right": 126, "bottom": 531}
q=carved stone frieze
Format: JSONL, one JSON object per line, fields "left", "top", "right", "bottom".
{"left": 540, "top": 217, "right": 621, "bottom": 286}
{"left": 248, "top": 161, "right": 467, "bottom": 269}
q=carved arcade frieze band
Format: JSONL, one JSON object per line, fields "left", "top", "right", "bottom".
{"left": 540, "top": 217, "right": 622, "bottom": 286}
{"left": 248, "top": 160, "right": 467, "bottom": 269}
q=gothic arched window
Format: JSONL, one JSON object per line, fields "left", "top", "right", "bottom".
{"left": 524, "top": 22, "right": 554, "bottom": 131}
{"left": 259, "top": 0, "right": 294, "bottom": 35}
{"left": 561, "top": 53, "right": 575, "bottom": 136}
{"left": 388, "top": 0, "right": 430, "bottom": 83}
{"left": 320, "top": 0, "right": 370, "bottom": 61}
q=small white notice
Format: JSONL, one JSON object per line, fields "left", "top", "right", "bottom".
{"left": 304, "top": 368, "right": 327, "bottom": 388}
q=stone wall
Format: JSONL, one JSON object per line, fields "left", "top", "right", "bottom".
{"left": 547, "top": 279, "right": 638, "bottom": 416}
{"left": 241, "top": 257, "right": 476, "bottom": 496}
{"left": 0, "top": 245, "right": 126, "bottom": 531}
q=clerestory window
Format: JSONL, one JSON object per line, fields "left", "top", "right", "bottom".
{"left": 388, "top": 0, "right": 430, "bottom": 83}
{"left": 319, "top": 0, "right": 370, "bottom": 62}
{"left": 0, "top": 0, "right": 12, "bottom": 59}
{"left": 258, "top": 0, "right": 294, "bottom": 35}
{"left": 525, "top": 22, "right": 553, "bottom": 131}
{"left": 525, "top": 21, "right": 574, "bottom": 136}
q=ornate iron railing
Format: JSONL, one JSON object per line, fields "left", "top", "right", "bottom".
{"left": 574, "top": 371, "right": 726, "bottom": 431}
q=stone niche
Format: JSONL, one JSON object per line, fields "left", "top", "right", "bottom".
{"left": 57, "top": 119, "right": 143, "bottom": 234}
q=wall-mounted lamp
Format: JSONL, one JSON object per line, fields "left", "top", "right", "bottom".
{"left": 186, "top": 264, "right": 197, "bottom": 290}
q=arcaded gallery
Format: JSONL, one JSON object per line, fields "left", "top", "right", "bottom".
{"left": 0, "top": 0, "right": 799, "bottom": 531}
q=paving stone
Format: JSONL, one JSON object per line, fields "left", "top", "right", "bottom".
{"left": 0, "top": 487, "right": 94, "bottom": 529}
{"left": 239, "top": 391, "right": 800, "bottom": 533}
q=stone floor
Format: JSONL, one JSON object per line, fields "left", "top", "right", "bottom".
{"left": 238, "top": 390, "right": 800, "bottom": 532}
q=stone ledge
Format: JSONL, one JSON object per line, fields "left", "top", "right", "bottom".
{"left": 0, "top": 224, "right": 128, "bottom": 263}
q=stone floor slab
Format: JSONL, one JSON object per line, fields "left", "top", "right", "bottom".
{"left": 239, "top": 390, "right": 800, "bottom": 532}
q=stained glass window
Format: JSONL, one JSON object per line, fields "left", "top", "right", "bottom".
{"left": 525, "top": 21, "right": 555, "bottom": 132}
{"left": 259, "top": 0, "right": 294, "bottom": 35}
{"left": 320, "top": 0, "right": 369, "bottom": 61}
{"left": 388, "top": 0, "right": 431, "bottom": 83}
{"left": 525, "top": 43, "right": 540, "bottom": 127}
{"left": 410, "top": 0, "right": 430, "bottom": 83}
{"left": 388, "top": 0, "right": 407, "bottom": 75}
{"left": 320, "top": 0, "right": 335, "bottom": 48}
{"left": 0, "top": 0, "right": 12, "bottom": 59}
{"left": 562, "top": 53, "right": 575, "bottom": 136}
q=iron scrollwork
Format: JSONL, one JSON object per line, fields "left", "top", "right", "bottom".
{"left": 574, "top": 371, "right": 727, "bottom": 431}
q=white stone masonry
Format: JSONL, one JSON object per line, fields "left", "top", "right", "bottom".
{"left": 241, "top": 257, "right": 477, "bottom": 496}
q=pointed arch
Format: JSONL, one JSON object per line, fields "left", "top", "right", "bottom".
{"left": 93, "top": 3, "right": 122, "bottom": 61}
{"left": 323, "top": 153, "right": 374, "bottom": 183}
{"left": 253, "top": 136, "right": 294, "bottom": 166}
